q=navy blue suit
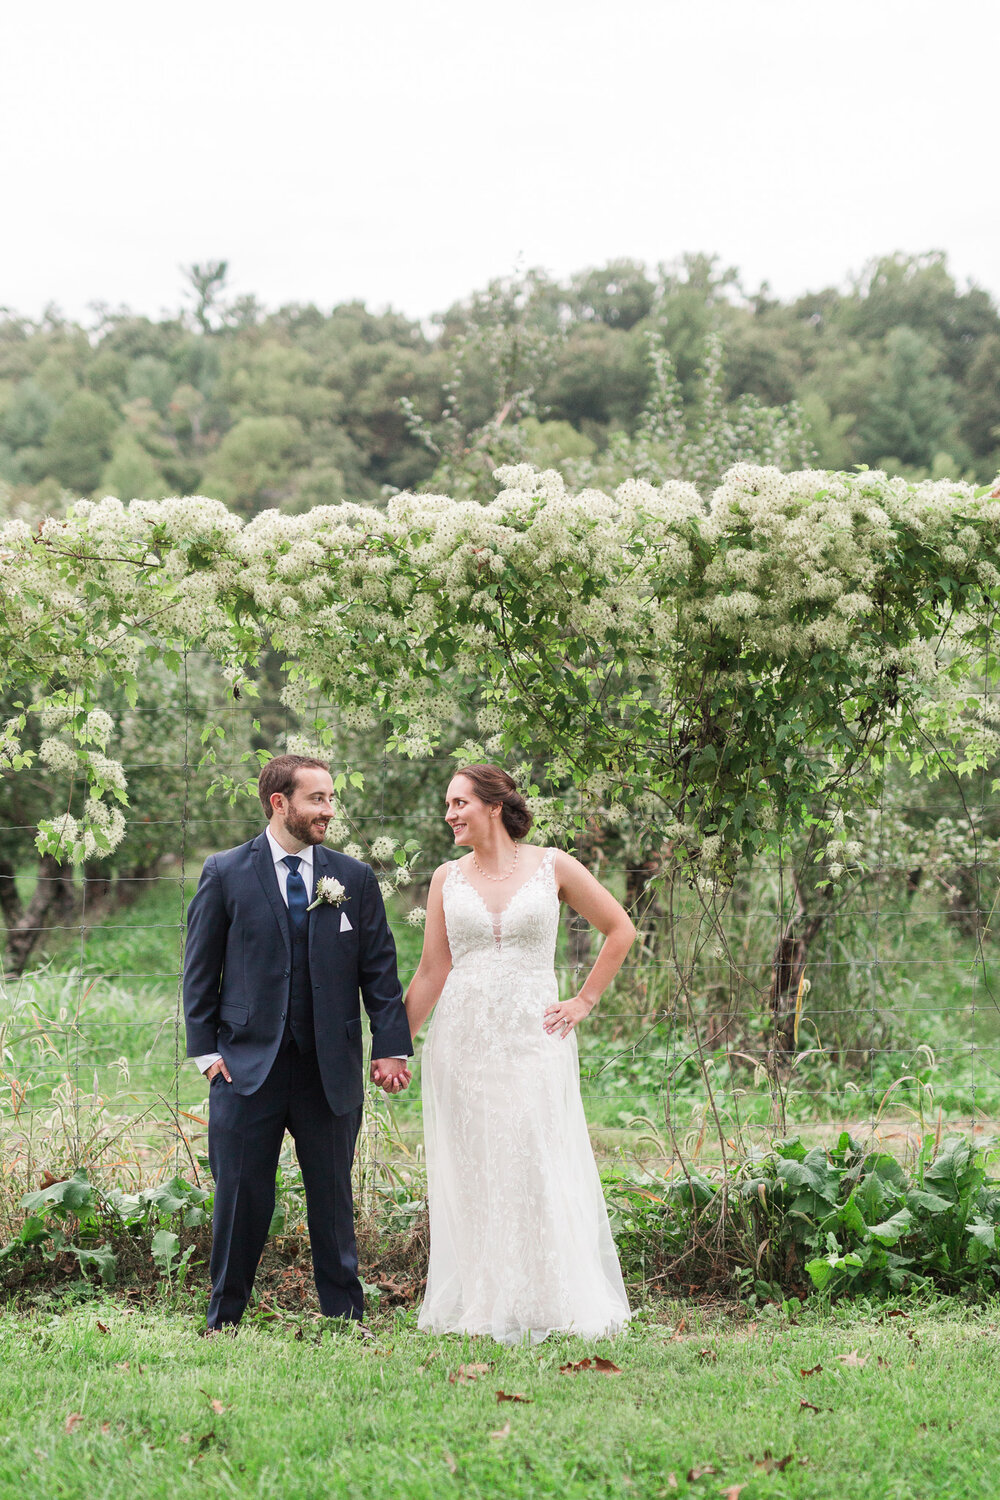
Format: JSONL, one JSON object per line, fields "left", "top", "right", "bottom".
{"left": 183, "top": 833, "right": 412, "bottom": 1326}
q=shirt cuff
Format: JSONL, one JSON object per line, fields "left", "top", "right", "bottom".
{"left": 194, "top": 1052, "right": 222, "bottom": 1073}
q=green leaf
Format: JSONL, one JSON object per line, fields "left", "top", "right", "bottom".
{"left": 21, "top": 1168, "right": 94, "bottom": 1219}
{"left": 151, "top": 1229, "right": 180, "bottom": 1274}
{"left": 836, "top": 1191, "right": 867, "bottom": 1236}
{"left": 73, "top": 1243, "right": 117, "bottom": 1285}
{"left": 967, "top": 1220, "right": 997, "bottom": 1253}
{"left": 868, "top": 1209, "right": 912, "bottom": 1246}
{"left": 805, "top": 1256, "right": 836, "bottom": 1291}
{"left": 906, "top": 1189, "right": 953, "bottom": 1215}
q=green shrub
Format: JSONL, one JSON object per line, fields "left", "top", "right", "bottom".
{"left": 611, "top": 1132, "right": 1000, "bottom": 1301}
{"left": 0, "top": 1169, "right": 210, "bottom": 1289}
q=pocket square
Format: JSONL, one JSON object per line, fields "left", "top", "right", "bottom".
{"left": 340, "top": 912, "right": 353, "bottom": 932}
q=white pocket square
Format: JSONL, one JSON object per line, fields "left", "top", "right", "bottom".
{"left": 340, "top": 912, "right": 353, "bottom": 932}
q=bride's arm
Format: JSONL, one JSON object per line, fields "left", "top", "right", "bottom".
{"left": 404, "top": 865, "right": 452, "bottom": 1038}
{"left": 543, "top": 851, "right": 637, "bottom": 1038}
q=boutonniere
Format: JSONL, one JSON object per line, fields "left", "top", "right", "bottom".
{"left": 306, "top": 876, "right": 350, "bottom": 912}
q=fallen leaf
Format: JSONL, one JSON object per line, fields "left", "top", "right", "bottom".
{"left": 799, "top": 1399, "right": 821, "bottom": 1414}
{"left": 885, "top": 1308, "right": 909, "bottom": 1320}
{"left": 417, "top": 1351, "right": 442, "bottom": 1373}
{"left": 720, "top": 1486, "right": 745, "bottom": 1500}
{"left": 443, "top": 1451, "right": 457, "bottom": 1473}
{"left": 666, "top": 1476, "right": 679, "bottom": 1491}
{"left": 496, "top": 1391, "right": 532, "bottom": 1404}
{"left": 490, "top": 1421, "right": 511, "bottom": 1441}
{"left": 698, "top": 1347, "right": 717, "bottom": 1362}
{"left": 687, "top": 1464, "right": 717, "bottom": 1481}
{"left": 64, "top": 1413, "right": 84, "bottom": 1434}
{"left": 449, "top": 1362, "right": 492, "bottom": 1385}
{"left": 96, "top": 1322, "right": 109, "bottom": 1335}
{"left": 100, "top": 1423, "right": 111, "bottom": 1436}
{"left": 559, "top": 1356, "right": 622, "bottom": 1375}
{"left": 115, "top": 1361, "right": 130, "bottom": 1372}
{"left": 197, "top": 1430, "right": 216, "bottom": 1451}
{"left": 800, "top": 1363, "right": 822, "bottom": 1376}
{"left": 835, "top": 1350, "right": 868, "bottom": 1368}
{"left": 753, "top": 1451, "right": 795, "bottom": 1473}
{"left": 180, "top": 1434, "right": 191, "bottom": 1445}
{"left": 877, "top": 1355, "right": 890, "bottom": 1368}
{"left": 200, "top": 1390, "right": 231, "bottom": 1413}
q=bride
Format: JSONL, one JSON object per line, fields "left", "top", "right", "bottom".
{"left": 405, "top": 763, "right": 636, "bottom": 1343}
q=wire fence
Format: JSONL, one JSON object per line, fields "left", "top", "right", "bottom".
{"left": 0, "top": 856, "right": 995, "bottom": 1189}
{"left": 1, "top": 664, "right": 998, "bottom": 1199}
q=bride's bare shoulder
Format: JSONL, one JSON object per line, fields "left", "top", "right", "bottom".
{"left": 518, "top": 842, "right": 550, "bottom": 871}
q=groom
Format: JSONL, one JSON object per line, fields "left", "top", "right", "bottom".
{"left": 183, "top": 753, "right": 413, "bottom": 1329}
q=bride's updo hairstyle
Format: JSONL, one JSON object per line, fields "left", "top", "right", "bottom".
{"left": 455, "top": 764, "right": 533, "bottom": 840}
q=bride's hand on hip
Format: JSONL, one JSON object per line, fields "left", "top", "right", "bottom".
{"left": 543, "top": 994, "right": 593, "bottom": 1038}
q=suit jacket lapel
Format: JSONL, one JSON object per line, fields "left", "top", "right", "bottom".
{"left": 252, "top": 833, "right": 291, "bottom": 959}
{"left": 309, "top": 846, "right": 337, "bottom": 962}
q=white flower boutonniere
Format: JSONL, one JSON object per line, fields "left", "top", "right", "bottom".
{"left": 306, "top": 876, "right": 350, "bottom": 912}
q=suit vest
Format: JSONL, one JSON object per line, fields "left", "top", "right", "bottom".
{"left": 285, "top": 906, "right": 315, "bottom": 1053}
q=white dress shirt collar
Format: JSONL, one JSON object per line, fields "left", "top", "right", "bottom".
{"left": 265, "top": 825, "right": 316, "bottom": 879}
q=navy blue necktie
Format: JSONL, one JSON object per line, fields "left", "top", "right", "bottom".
{"left": 283, "top": 855, "right": 308, "bottom": 931}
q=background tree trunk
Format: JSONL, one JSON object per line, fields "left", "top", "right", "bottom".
{"left": 4, "top": 855, "right": 77, "bottom": 976}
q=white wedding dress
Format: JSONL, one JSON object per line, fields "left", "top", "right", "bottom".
{"left": 418, "top": 848, "right": 631, "bottom": 1343}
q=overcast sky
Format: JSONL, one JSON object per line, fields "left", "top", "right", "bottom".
{"left": 2, "top": 0, "right": 996, "bottom": 325}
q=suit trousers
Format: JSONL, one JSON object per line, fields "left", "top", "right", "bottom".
{"left": 206, "top": 1037, "right": 364, "bottom": 1328}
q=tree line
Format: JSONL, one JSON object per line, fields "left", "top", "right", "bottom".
{"left": 1, "top": 250, "right": 998, "bottom": 521}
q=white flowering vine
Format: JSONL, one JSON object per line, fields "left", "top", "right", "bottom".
{"left": 0, "top": 465, "right": 998, "bottom": 875}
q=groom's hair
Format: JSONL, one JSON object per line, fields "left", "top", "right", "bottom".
{"left": 258, "top": 754, "right": 329, "bottom": 817}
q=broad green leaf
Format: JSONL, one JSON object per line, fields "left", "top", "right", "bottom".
{"left": 868, "top": 1209, "right": 912, "bottom": 1246}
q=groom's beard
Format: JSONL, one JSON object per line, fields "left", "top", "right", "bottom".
{"left": 283, "top": 808, "right": 330, "bottom": 845}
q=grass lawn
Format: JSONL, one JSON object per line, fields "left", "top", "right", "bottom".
{"left": 0, "top": 1297, "right": 997, "bottom": 1499}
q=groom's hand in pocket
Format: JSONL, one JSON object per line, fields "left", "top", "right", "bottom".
{"left": 206, "top": 1059, "right": 232, "bottom": 1083}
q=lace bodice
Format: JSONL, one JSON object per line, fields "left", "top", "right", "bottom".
{"left": 443, "top": 847, "right": 559, "bottom": 971}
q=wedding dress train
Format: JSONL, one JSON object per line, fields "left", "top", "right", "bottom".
{"left": 418, "top": 848, "right": 631, "bottom": 1343}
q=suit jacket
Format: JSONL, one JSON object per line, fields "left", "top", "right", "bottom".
{"left": 182, "top": 834, "right": 412, "bottom": 1114}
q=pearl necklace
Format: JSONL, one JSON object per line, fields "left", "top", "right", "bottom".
{"left": 472, "top": 843, "right": 519, "bottom": 882}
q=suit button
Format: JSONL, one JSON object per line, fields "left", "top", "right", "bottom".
{"left": 282, "top": 969, "right": 290, "bottom": 977}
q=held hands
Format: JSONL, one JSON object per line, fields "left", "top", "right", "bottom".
{"left": 543, "top": 993, "right": 595, "bottom": 1039}
{"left": 371, "top": 1058, "right": 412, "bottom": 1094}
{"left": 206, "top": 1056, "right": 411, "bottom": 1093}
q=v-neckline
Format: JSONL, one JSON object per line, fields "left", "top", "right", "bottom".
{"left": 453, "top": 850, "right": 552, "bottom": 920}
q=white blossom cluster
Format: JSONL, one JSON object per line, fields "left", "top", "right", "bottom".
{"left": 2, "top": 463, "right": 999, "bottom": 864}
